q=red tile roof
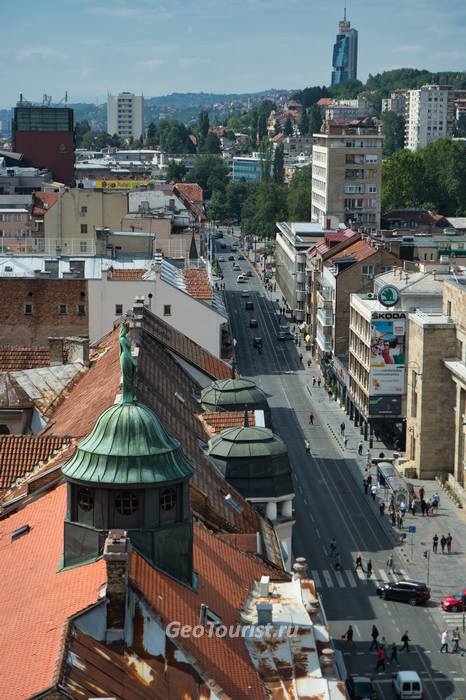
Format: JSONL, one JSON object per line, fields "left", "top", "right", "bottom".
{"left": 0, "top": 435, "right": 69, "bottom": 490}
{"left": 0, "top": 345, "right": 50, "bottom": 371}
{"left": 0, "top": 484, "right": 106, "bottom": 699}
{"left": 175, "top": 182, "right": 203, "bottom": 203}
{"left": 201, "top": 410, "right": 256, "bottom": 434}
{"left": 181, "top": 267, "right": 212, "bottom": 301}
{"left": 317, "top": 98, "right": 335, "bottom": 107}
{"left": 110, "top": 267, "right": 147, "bottom": 280}
{"left": 32, "top": 191, "right": 59, "bottom": 217}
{"left": 131, "top": 523, "right": 288, "bottom": 700}
{"left": 328, "top": 238, "right": 377, "bottom": 266}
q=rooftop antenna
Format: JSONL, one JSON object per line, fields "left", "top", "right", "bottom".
{"left": 344, "top": 1, "right": 347, "bottom": 21}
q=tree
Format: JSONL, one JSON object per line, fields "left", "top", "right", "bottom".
{"left": 242, "top": 181, "right": 288, "bottom": 239}
{"left": 287, "top": 165, "right": 312, "bottom": 220}
{"left": 224, "top": 181, "right": 254, "bottom": 222}
{"left": 147, "top": 121, "right": 158, "bottom": 147}
{"left": 284, "top": 116, "right": 293, "bottom": 137}
{"left": 273, "top": 143, "right": 284, "bottom": 184}
{"left": 258, "top": 112, "right": 267, "bottom": 142}
{"left": 454, "top": 113, "right": 466, "bottom": 138}
{"left": 165, "top": 160, "right": 187, "bottom": 182}
{"left": 200, "top": 132, "right": 221, "bottom": 154}
{"left": 299, "top": 109, "right": 310, "bottom": 136}
{"left": 381, "top": 111, "right": 405, "bottom": 156}
{"left": 159, "top": 119, "right": 196, "bottom": 153}
{"left": 197, "top": 110, "right": 210, "bottom": 149}
{"left": 382, "top": 150, "right": 428, "bottom": 212}
{"left": 189, "top": 155, "right": 230, "bottom": 199}
{"left": 309, "top": 105, "right": 322, "bottom": 136}
{"left": 259, "top": 138, "right": 273, "bottom": 182}
{"left": 208, "top": 190, "right": 227, "bottom": 221}
{"left": 75, "top": 120, "right": 91, "bottom": 147}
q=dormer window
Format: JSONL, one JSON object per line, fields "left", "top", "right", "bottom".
{"left": 78, "top": 487, "right": 94, "bottom": 512}
{"left": 115, "top": 491, "right": 138, "bottom": 515}
{"left": 160, "top": 487, "right": 177, "bottom": 511}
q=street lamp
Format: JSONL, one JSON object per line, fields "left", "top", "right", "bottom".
{"left": 423, "top": 549, "right": 430, "bottom": 586}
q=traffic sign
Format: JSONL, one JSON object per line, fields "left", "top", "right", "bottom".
{"left": 408, "top": 525, "right": 416, "bottom": 533}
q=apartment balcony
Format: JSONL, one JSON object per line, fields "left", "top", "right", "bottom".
{"left": 317, "top": 308, "right": 333, "bottom": 326}
{"left": 316, "top": 328, "right": 333, "bottom": 353}
{"left": 296, "top": 270, "right": 305, "bottom": 283}
{"left": 316, "top": 287, "right": 333, "bottom": 308}
{"left": 296, "top": 290, "right": 306, "bottom": 302}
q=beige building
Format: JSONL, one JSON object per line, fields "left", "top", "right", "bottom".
{"left": 405, "top": 85, "right": 455, "bottom": 151}
{"left": 311, "top": 120, "right": 382, "bottom": 233}
{"left": 41, "top": 189, "right": 128, "bottom": 256}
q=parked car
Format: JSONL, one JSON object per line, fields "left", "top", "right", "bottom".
{"left": 245, "top": 301, "right": 254, "bottom": 310}
{"left": 377, "top": 580, "right": 430, "bottom": 606}
{"left": 233, "top": 263, "right": 241, "bottom": 270}
{"left": 237, "top": 274, "right": 246, "bottom": 283}
{"left": 228, "top": 255, "right": 235, "bottom": 261}
{"left": 345, "top": 676, "right": 377, "bottom": 700}
{"left": 277, "top": 331, "right": 292, "bottom": 340}
{"left": 441, "top": 589, "right": 466, "bottom": 612}
{"left": 220, "top": 243, "right": 227, "bottom": 249}
{"left": 249, "top": 318, "right": 258, "bottom": 328}
{"left": 217, "top": 231, "right": 223, "bottom": 238}
{"left": 253, "top": 337, "right": 263, "bottom": 349}
{"left": 392, "top": 671, "right": 422, "bottom": 700}
{"left": 241, "top": 291, "right": 249, "bottom": 298}
{"left": 246, "top": 270, "right": 253, "bottom": 277}
{"left": 218, "top": 256, "right": 225, "bottom": 262}
{"left": 238, "top": 254, "right": 245, "bottom": 260}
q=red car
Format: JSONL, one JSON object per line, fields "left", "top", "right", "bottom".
{"left": 441, "top": 589, "right": 466, "bottom": 612}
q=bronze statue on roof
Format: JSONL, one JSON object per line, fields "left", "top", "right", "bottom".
{"left": 119, "top": 322, "right": 137, "bottom": 403}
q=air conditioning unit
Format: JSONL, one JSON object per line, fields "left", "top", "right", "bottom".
{"left": 367, "top": 292, "right": 375, "bottom": 299}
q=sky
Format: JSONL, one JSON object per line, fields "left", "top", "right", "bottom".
{"left": 2, "top": 0, "right": 466, "bottom": 107}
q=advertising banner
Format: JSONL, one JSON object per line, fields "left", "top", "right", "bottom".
{"left": 370, "top": 318, "right": 405, "bottom": 396}
{"left": 96, "top": 179, "right": 149, "bottom": 190}
{"left": 369, "top": 395, "right": 402, "bottom": 416}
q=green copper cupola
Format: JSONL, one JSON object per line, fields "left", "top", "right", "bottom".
{"left": 63, "top": 322, "right": 195, "bottom": 585}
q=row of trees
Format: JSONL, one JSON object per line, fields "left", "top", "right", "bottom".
{"left": 382, "top": 139, "right": 466, "bottom": 215}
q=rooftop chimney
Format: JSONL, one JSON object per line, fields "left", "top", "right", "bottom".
{"left": 103, "top": 529, "right": 130, "bottom": 643}
{"left": 292, "top": 556, "right": 308, "bottom": 580}
{"left": 64, "top": 336, "right": 90, "bottom": 366}
{"left": 48, "top": 337, "right": 64, "bottom": 366}
{"left": 259, "top": 575, "right": 270, "bottom": 598}
{"left": 256, "top": 602, "right": 273, "bottom": 626}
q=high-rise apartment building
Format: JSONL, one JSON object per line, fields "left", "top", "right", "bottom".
{"left": 12, "top": 103, "right": 75, "bottom": 185}
{"left": 107, "top": 92, "right": 144, "bottom": 141}
{"left": 331, "top": 10, "right": 358, "bottom": 85}
{"left": 405, "top": 85, "right": 455, "bottom": 151}
{"left": 381, "top": 89, "right": 409, "bottom": 118}
{"left": 311, "top": 121, "right": 383, "bottom": 233}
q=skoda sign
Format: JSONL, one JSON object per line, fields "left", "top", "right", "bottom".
{"left": 378, "top": 285, "right": 400, "bottom": 308}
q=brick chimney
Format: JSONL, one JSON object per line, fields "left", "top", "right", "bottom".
{"left": 48, "top": 337, "right": 64, "bottom": 366}
{"left": 103, "top": 529, "right": 130, "bottom": 643}
{"left": 64, "top": 336, "right": 90, "bottom": 365}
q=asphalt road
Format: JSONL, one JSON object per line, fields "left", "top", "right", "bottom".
{"left": 216, "top": 233, "right": 466, "bottom": 700}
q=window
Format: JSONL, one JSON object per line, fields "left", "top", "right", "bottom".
{"left": 80, "top": 206, "right": 87, "bottom": 216}
{"left": 59, "top": 304, "right": 67, "bottom": 314}
{"left": 24, "top": 303, "right": 33, "bottom": 315}
{"left": 160, "top": 487, "right": 177, "bottom": 511}
{"left": 362, "top": 264, "right": 374, "bottom": 277}
{"left": 115, "top": 491, "right": 138, "bottom": 515}
{"left": 163, "top": 304, "right": 171, "bottom": 316}
{"left": 78, "top": 488, "right": 94, "bottom": 512}
{"left": 115, "top": 304, "right": 123, "bottom": 315}
{"left": 80, "top": 224, "right": 88, "bottom": 234}
{"left": 79, "top": 241, "right": 88, "bottom": 253}
{"left": 77, "top": 304, "right": 86, "bottom": 315}
{"left": 367, "top": 185, "right": 377, "bottom": 193}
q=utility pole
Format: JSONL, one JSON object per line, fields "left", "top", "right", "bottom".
{"left": 423, "top": 550, "right": 430, "bottom": 586}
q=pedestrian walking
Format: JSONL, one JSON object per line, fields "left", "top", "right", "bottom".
{"left": 371, "top": 484, "right": 377, "bottom": 501}
{"left": 400, "top": 631, "right": 411, "bottom": 653}
{"left": 355, "top": 553, "right": 364, "bottom": 571}
{"left": 307, "top": 359, "right": 311, "bottom": 368}
{"left": 397, "top": 513, "right": 404, "bottom": 529}
{"left": 344, "top": 624, "right": 355, "bottom": 648}
{"left": 440, "top": 535, "right": 446, "bottom": 554}
{"left": 391, "top": 511, "right": 396, "bottom": 527}
{"left": 399, "top": 500, "right": 407, "bottom": 516}
{"left": 432, "top": 492, "right": 440, "bottom": 514}
{"left": 304, "top": 439, "right": 310, "bottom": 454}
{"left": 299, "top": 353, "right": 303, "bottom": 362}
{"left": 317, "top": 378, "right": 321, "bottom": 388}
{"left": 425, "top": 500, "right": 431, "bottom": 517}
{"left": 421, "top": 499, "right": 426, "bottom": 516}
{"left": 440, "top": 630, "right": 449, "bottom": 653}
{"left": 452, "top": 627, "right": 461, "bottom": 653}
{"left": 419, "top": 486, "right": 425, "bottom": 501}
{"left": 374, "top": 647, "right": 386, "bottom": 671}
{"left": 344, "top": 436, "right": 348, "bottom": 449}
{"left": 446, "top": 532, "right": 452, "bottom": 554}
{"left": 367, "top": 474, "right": 372, "bottom": 487}
{"left": 358, "top": 441, "right": 363, "bottom": 456}
{"left": 367, "top": 559, "right": 373, "bottom": 579}
{"left": 410, "top": 499, "right": 416, "bottom": 516}
{"left": 363, "top": 478, "right": 369, "bottom": 495}
{"left": 334, "top": 552, "right": 341, "bottom": 571}
{"left": 369, "top": 625, "right": 379, "bottom": 650}
{"left": 389, "top": 642, "right": 400, "bottom": 666}
{"left": 433, "top": 534, "right": 439, "bottom": 553}
{"left": 386, "top": 554, "right": 395, "bottom": 574}
{"left": 329, "top": 538, "right": 337, "bottom": 557}
{"left": 340, "top": 422, "right": 345, "bottom": 436}
{"left": 312, "top": 377, "right": 316, "bottom": 387}
{"left": 309, "top": 412, "right": 314, "bottom": 425}
{"left": 379, "top": 502, "right": 385, "bottom": 517}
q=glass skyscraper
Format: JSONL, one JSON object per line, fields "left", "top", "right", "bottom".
{"left": 331, "top": 17, "right": 358, "bottom": 85}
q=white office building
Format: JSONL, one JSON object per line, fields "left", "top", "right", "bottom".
{"left": 405, "top": 85, "right": 454, "bottom": 151}
{"left": 107, "top": 92, "right": 144, "bottom": 141}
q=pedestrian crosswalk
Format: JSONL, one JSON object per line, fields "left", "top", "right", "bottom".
{"left": 311, "top": 568, "right": 407, "bottom": 589}
{"left": 439, "top": 611, "right": 465, "bottom": 630}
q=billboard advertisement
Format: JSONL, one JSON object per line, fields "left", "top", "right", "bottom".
{"left": 369, "top": 395, "right": 402, "bottom": 416}
{"left": 95, "top": 179, "right": 149, "bottom": 190}
{"left": 370, "top": 317, "right": 405, "bottom": 396}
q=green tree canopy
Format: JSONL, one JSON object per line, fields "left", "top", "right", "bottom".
{"left": 299, "top": 109, "right": 310, "bottom": 136}
{"left": 273, "top": 143, "right": 284, "bottom": 184}
{"left": 381, "top": 111, "right": 405, "bottom": 156}
{"left": 189, "top": 155, "right": 230, "bottom": 199}
{"left": 284, "top": 116, "right": 293, "bottom": 137}
{"left": 287, "top": 165, "right": 312, "bottom": 221}
{"left": 146, "top": 121, "right": 159, "bottom": 147}
{"left": 382, "top": 149, "right": 429, "bottom": 211}
{"left": 242, "top": 181, "right": 288, "bottom": 239}
{"left": 165, "top": 160, "right": 187, "bottom": 182}
{"left": 200, "top": 132, "right": 221, "bottom": 154}
{"left": 309, "top": 105, "right": 322, "bottom": 136}
{"left": 208, "top": 189, "right": 227, "bottom": 221}
{"left": 158, "top": 119, "right": 196, "bottom": 153}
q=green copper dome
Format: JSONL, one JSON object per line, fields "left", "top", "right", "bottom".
{"left": 208, "top": 426, "right": 287, "bottom": 459}
{"left": 62, "top": 401, "right": 194, "bottom": 485}
{"left": 201, "top": 378, "right": 268, "bottom": 411}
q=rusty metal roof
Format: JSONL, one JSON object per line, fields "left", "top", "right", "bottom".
{"left": 9, "top": 363, "right": 86, "bottom": 418}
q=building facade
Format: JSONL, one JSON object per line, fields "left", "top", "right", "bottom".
{"left": 231, "top": 155, "right": 262, "bottom": 182}
{"left": 405, "top": 85, "right": 455, "bottom": 151}
{"left": 12, "top": 104, "right": 75, "bottom": 185}
{"left": 381, "top": 89, "right": 408, "bottom": 118}
{"left": 312, "top": 121, "right": 383, "bottom": 233}
{"left": 331, "top": 16, "right": 358, "bottom": 85}
{"left": 107, "top": 92, "right": 144, "bottom": 141}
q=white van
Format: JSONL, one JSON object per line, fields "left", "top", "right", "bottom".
{"left": 392, "top": 671, "right": 422, "bottom": 700}
{"left": 236, "top": 274, "right": 246, "bottom": 283}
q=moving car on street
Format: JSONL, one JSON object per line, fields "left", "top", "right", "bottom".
{"left": 441, "top": 588, "right": 466, "bottom": 612}
{"left": 241, "top": 291, "right": 249, "bottom": 298}
{"left": 277, "top": 330, "right": 292, "bottom": 340}
{"left": 218, "top": 257, "right": 225, "bottom": 262}
{"left": 377, "top": 580, "right": 430, "bottom": 606}
{"left": 237, "top": 274, "right": 246, "bottom": 283}
{"left": 245, "top": 301, "right": 254, "bottom": 310}
{"left": 253, "top": 337, "right": 263, "bottom": 350}
{"left": 238, "top": 254, "right": 245, "bottom": 260}
{"left": 345, "top": 675, "right": 377, "bottom": 700}
{"left": 249, "top": 319, "right": 258, "bottom": 328}
{"left": 392, "top": 671, "right": 422, "bottom": 700}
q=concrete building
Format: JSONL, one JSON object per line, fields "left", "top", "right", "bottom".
{"left": 312, "top": 120, "right": 383, "bottom": 233}
{"left": 275, "top": 222, "right": 326, "bottom": 321}
{"left": 107, "top": 92, "right": 144, "bottom": 141}
{"left": 331, "top": 13, "right": 358, "bottom": 85}
{"left": 405, "top": 85, "right": 455, "bottom": 151}
{"left": 381, "top": 89, "right": 409, "bottom": 118}
{"left": 324, "top": 96, "right": 372, "bottom": 121}
{"left": 0, "top": 209, "right": 32, "bottom": 252}
{"left": 231, "top": 155, "right": 263, "bottom": 182}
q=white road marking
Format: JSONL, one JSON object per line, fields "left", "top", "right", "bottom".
{"left": 316, "top": 528, "right": 321, "bottom": 540}
{"left": 355, "top": 568, "right": 368, "bottom": 584}
{"left": 379, "top": 569, "right": 389, "bottom": 582}
{"left": 311, "top": 570, "right": 322, "bottom": 587}
{"left": 323, "top": 570, "right": 334, "bottom": 588}
{"left": 335, "top": 570, "right": 346, "bottom": 587}
{"left": 345, "top": 570, "right": 357, "bottom": 588}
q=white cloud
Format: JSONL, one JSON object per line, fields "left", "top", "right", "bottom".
{"left": 16, "top": 46, "right": 67, "bottom": 61}
{"left": 141, "top": 58, "right": 167, "bottom": 68}
{"left": 178, "top": 57, "right": 211, "bottom": 66}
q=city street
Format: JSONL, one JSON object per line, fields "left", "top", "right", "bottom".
{"left": 216, "top": 232, "right": 466, "bottom": 700}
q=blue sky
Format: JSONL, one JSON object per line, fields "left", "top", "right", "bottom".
{"left": 2, "top": 0, "right": 466, "bottom": 107}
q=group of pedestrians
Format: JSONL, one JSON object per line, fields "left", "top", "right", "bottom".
{"left": 329, "top": 538, "right": 342, "bottom": 571}
{"left": 440, "top": 627, "right": 462, "bottom": 654}
{"left": 343, "top": 625, "right": 411, "bottom": 670}
{"left": 432, "top": 532, "right": 453, "bottom": 553}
